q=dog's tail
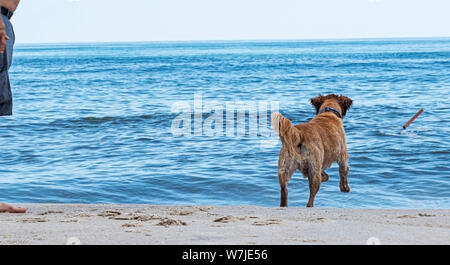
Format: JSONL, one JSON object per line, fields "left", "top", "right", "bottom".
{"left": 271, "top": 112, "right": 293, "bottom": 138}
{"left": 271, "top": 112, "right": 303, "bottom": 151}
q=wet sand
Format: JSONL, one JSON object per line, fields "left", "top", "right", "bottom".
{"left": 0, "top": 204, "right": 448, "bottom": 245}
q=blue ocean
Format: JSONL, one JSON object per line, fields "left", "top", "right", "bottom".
{"left": 1, "top": 39, "right": 449, "bottom": 208}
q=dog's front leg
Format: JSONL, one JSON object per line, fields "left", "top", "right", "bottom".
{"left": 338, "top": 161, "right": 350, "bottom": 193}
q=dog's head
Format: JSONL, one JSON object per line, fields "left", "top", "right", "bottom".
{"left": 310, "top": 94, "right": 353, "bottom": 118}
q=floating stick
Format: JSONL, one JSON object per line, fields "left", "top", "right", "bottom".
{"left": 403, "top": 108, "right": 424, "bottom": 129}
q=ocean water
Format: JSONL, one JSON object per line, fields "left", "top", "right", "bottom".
{"left": 0, "top": 39, "right": 449, "bottom": 208}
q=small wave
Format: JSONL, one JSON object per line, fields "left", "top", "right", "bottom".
{"left": 333, "top": 62, "right": 392, "bottom": 68}
{"left": 48, "top": 113, "right": 174, "bottom": 128}
{"left": 399, "top": 129, "right": 432, "bottom": 137}
{"left": 70, "top": 114, "right": 155, "bottom": 124}
{"left": 376, "top": 129, "right": 402, "bottom": 137}
{"left": 74, "top": 116, "right": 116, "bottom": 124}
{"left": 402, "top": 126, "right": 433, "bottom": 133}
{"left": 376, "top": 127, "right": 431, "bottom": 137}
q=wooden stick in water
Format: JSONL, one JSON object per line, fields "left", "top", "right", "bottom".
{"left": 403, "top": 108, "right": 424, "bottom": 129}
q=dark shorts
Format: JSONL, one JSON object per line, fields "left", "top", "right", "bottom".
{"left": 0, "top": 14, "right": 14, "bottom": 116}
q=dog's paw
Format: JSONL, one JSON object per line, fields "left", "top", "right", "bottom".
{"left": 321, "top": 172, "right": 329, "bottom": 182}
{"left": 340, "top": 183, "right": 350, "bottom": 193}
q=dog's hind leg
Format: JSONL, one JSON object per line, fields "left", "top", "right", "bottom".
{"left": 307, "top": 172, "right": 322, "bottom": 208}
{"left": 279, "top": 167, "right": 295, "bottom": 207}
{"left": 278, "top": 148, "right": 297, "bottom": 207}
{"left": 338, "top": 156, "right": 350, "bottom": 193}
{"left": 280, "top": 180, "right": 289, "bottom": 207}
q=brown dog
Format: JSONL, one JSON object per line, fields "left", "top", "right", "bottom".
{"left": 271, "top": 94, "right": 353, "bottom": 207}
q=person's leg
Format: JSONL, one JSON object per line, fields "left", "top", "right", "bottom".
{"left": 0, "top": 203, "right": 26, "bottom": 213}
{"left": 0, "top": 16, "right": 26, "bottom": 214}
{"left": 0, "top": 14, "right": 14, "bottom": 115}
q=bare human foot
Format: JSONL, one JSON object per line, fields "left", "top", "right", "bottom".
{"left": 0, "top": 203, "right": 27, "bottom": 213}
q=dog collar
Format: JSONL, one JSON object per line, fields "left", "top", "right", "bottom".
{"left": 319, "top": 107, "right": 342, "bottom": 119}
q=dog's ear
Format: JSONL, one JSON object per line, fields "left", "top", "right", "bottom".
{"left": 310, "top": 95, "right": 325, "bottom": 114}
{"left": 338, "top": 95, "right": 353, "bottom": 117}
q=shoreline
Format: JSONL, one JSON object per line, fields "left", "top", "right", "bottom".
{"left": 1, "top": 204, "right": 449, "bottom": 245}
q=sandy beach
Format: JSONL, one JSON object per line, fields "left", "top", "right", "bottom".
{"left": 0, "top": 204, "right": 448, "bottom": 245}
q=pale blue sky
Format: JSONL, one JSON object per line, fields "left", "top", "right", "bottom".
{"left": 10, "top": 0, "right": 450, "bottom": 43}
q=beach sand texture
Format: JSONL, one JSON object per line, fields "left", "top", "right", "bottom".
{"left": 0, "top": 204, "right": 449, "bottom": 245}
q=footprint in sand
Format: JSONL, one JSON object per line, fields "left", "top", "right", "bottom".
{"left": 397, "top": 215, "right": 416, "bottom": 219}
{"left": 213, "top": 216, "right": 246, "bottom": 223}
{"left": 39, "top": 211, "right": 64, "bottom": 215}
{"left": 98, "top": 210, "right": 160, "bottom": 222}
{"left": 74, "top": 213, "right": 93, "bottom": 218}
{"left": 252, "top": 219, "right": 282, "bottom": 226}
{"left": 214, "top": 216, "right": 233, "bottom": 223}
{"left": 98, "top": 210, "right": 122, "bottom": 217}
{"left": 22, "top": 218, "right": 48, "bottom": 223}
{"left": 157, "top": 218, "right": 187, "bottom": 227}
{"left": 112, "top": 213, "right": 160, "bottom": 222}
{"left": 122, "top": 223, "right": 138, "bottom": 228}
{"left": 59, "top": 219, "right": 78, "bottom": 223}
{"left": 169, "top": 210, "right": 194, "bottom": 216}
{"left": 418, "top": 213, "right": 436, "bottom": 217}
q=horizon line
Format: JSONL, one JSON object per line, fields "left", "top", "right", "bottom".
{"left": 15, "top": 36, "right": 450, "bottom": 46}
